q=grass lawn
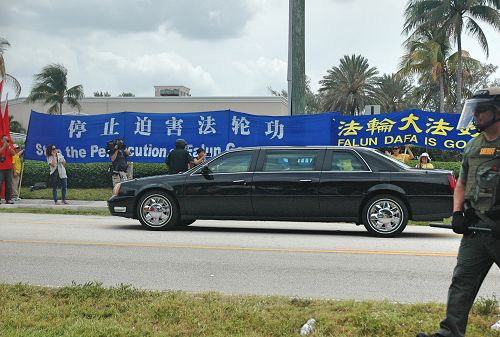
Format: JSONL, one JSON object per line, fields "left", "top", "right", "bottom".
{"left": 0, "top": 207, "right": 110, "bottom": 216}
{"left": 0, "top": 283, "right": 498, "bottom": 337}
{"left": 20, "top": 187, "right": 111, "bottom": 201}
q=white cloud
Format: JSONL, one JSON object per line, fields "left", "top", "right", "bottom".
{"left": 80, "top": 51, "right": 216, "bottom": 96}
{"left": 1, "top": 0, "right": 498, "bottom": 100}
{"left": 2, "top": 0, "right": 256, "bottom": 40}
{"left": 234, "top": 57, "right": 287, "bottom": 77}
{"left": 232, "top": 57, "right": 288, "bottom": 94}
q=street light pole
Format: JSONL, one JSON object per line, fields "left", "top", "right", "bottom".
{"left": 287, "top": 0, "right": 305, "bottom": 115}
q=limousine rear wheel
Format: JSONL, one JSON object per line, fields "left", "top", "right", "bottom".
{"left": 362, "top": 194, "right": 408, "bottom": 237}
{"left": 137, "top": 190, "right": 180, "bottom": 230}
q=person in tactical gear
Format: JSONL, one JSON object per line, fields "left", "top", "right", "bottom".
{"left": 165, "top": 138, "right": 193, "bottom": 174}
{"left": 417, "top": 87, "right": 500, "bottom": 337}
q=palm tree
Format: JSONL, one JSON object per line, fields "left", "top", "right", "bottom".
{"left": 398, "top": 28, "right": 451, "bottom": 112}
{"left": 318, "top": 54, "right": 378, "bottom": 115}
{"left": 372, "top": 74, "right": 414, "bottom": 113}
{"left": 403, "top": 0, "right": 500, "bottom": 113}
{"left": 25, "top": 63, "right": 84, "bottom": 114}
{"left": 407, "top": 50, "right": 479, "bottom": 112}
{"left": 0, "top": 37, "right": 21, "bottom": 99}
{"left": 446, "top": 52, "right": 482, "bottom": 104}
{"left": 8, "top": 115, "right": 26, "bottom": 134}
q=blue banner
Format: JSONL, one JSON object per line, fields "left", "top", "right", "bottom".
{"left": 228, "top": 111, "right": 337, "bottom": 147}
{"left": 24, "top": 109, "right": 476, "bottom": 163}
{"left": 334, "top": 110, "right": 477, "bottom": 151}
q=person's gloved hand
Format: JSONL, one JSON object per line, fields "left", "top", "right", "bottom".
{"left": 452, "top": 211, "right": 470, "bottom": 234}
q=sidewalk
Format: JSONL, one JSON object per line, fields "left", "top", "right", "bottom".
{"left": 0, "top": 199, "right": 108, "bottom": 211}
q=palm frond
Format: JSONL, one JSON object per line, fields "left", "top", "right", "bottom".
{"left": 318, "top": 54, "right": 379, "bottom": 114}
{"left": 47, "top": 103, "right": 60, "bottom": 115}
{"left": 0, "top": 73, "right": 22, "bottom": 98}
{"left": 27, "top": 63, "right": 83, "bottom": 115}
{"left": 0, "top": 55, "right": 5, "bottom": 77}
{"left": 464, "top": 17, "right": 490, "bottom": 56}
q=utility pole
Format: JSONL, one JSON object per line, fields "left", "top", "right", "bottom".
{"left": 287, "top": 0, "right": 305, "bottom": 115}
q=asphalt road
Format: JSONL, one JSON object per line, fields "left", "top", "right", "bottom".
{"left": 1, "top": 213, "right": 499, "bottom": 303}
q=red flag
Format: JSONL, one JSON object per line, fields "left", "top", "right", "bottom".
{"left": 2, "top": 99, "right": 10, "bottom": 140}
{"left": 0, "top": 80, "right": 3, "bottom": 137}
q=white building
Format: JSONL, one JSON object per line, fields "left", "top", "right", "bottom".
{"left": 7, "top": 96, "right": 289, "bottom": 130}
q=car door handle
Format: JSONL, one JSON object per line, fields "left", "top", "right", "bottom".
{"left": 233, "top": 179, "right": 246, "bottom": 184}
{"left": 299, "top": 179, "right": 312, "bottom": 182}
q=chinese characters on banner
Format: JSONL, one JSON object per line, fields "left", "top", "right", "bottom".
{"left": 335, "top": 110, "right": 477, "bottom": 150}
{"left": 24, "top": 109, "right": 475, "bottom": 163}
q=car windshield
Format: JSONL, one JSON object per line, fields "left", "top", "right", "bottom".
{"left": 376, "top": 149, "right": 411, "bottom": 169}
{"left": 186, "top": 150, "right": 234, "bottom": 174}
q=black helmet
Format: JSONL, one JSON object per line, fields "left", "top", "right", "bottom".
{"left": 175, "top": 138, "right": 187, "bottom": 148}
{"left": 457, "top": 87, "right": 500, "bottom": 132}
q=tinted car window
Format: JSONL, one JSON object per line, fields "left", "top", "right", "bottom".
{"left": 263, "top": 150, "right": 318, "bottom": 172}
{"left": 360, "top": 150, "right": 403, "bottom": 172}
{"left": 329, "top": 151, "right": 368, "bottom": 171}
{"left": 206, "top": 151, "right": 253, "bottom": 173}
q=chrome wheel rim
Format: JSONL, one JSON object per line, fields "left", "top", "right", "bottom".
{"left": 140, "top": 195, "right": 172, "bottom": 228}
{"left": 367, "top": 199, "right": 403, "bottom": 233}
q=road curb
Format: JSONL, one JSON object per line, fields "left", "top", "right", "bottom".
{"left": 0, "top": 199, "right": 108, "bottom": 211}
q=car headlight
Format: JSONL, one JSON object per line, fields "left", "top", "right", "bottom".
{"left": 112, "top": 183, "right": 121, "bottom": 196}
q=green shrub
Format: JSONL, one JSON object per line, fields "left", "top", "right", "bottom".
{"left": 21, "top": 160, "right": 167, "bottom": 188}
{"left": 408, "top": 160, "right": 461, "bottom": 177}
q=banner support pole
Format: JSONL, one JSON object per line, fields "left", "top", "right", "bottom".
{"left": 18, "top": 161, "right": 25, "bottom": 199}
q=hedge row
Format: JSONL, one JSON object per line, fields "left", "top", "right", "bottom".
{"left": 20, "top": 160, "right": 462, "bottom": 189}
{"left": 408, "top": 160, "right": 461, "bottom": 177}
{"left": 21, "top": 161, "right": 167, "bottom": 188}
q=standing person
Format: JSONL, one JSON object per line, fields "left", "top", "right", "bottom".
{"left": 415, "top": 152, "right": 434, "bottom": 169}
{"left": 391, "top": 145, "right": 414, "bottom": 164}
{"left": 11, "top": 144, "right": 22, "bottom": 201}
{"left": 109, "top": 140, "right": 130, "bottom": 187}
{"left": 165, "top": 138, "right": 193, "bottom": 174}
{"left": 0, "top": 135, "right": 15, "bottom": 204}
{"left": 46, "top": 144, "right": 69, "bottom": 205}
{"left": 417, "top": 87, "right": 500, "bottom": 337}
{"left": 192, "top": 147, "right": 207, "bottom": 167}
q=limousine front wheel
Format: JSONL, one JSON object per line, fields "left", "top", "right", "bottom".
{"left": 137, "top": 190, "right": 179, "bottom": 230}
{"left": 362, "top": 194, "right": 408, "bottom": 237}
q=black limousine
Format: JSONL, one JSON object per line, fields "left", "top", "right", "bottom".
{"left": 108, "top": 146, "right": 455, "bottom": 237}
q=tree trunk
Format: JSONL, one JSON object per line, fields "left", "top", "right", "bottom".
{"left": 288, "top": 0, "right": 306, "bottom": 115}
{"left": 439, "top": 74, "right": 444, "bottom": 113}
{"left": 455, "top": 33, "right": 463, "bottom": 114}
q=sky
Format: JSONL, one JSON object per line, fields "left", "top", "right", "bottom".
{"left": 1, "top": 0, "right": 499, "bottom": 99}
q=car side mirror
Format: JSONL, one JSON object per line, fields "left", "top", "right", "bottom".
{"left": 200, "top": 165, "right": 215, "bottom": 180}
{"left": 201, "top": 166, "right": 212, "bottom": 175}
